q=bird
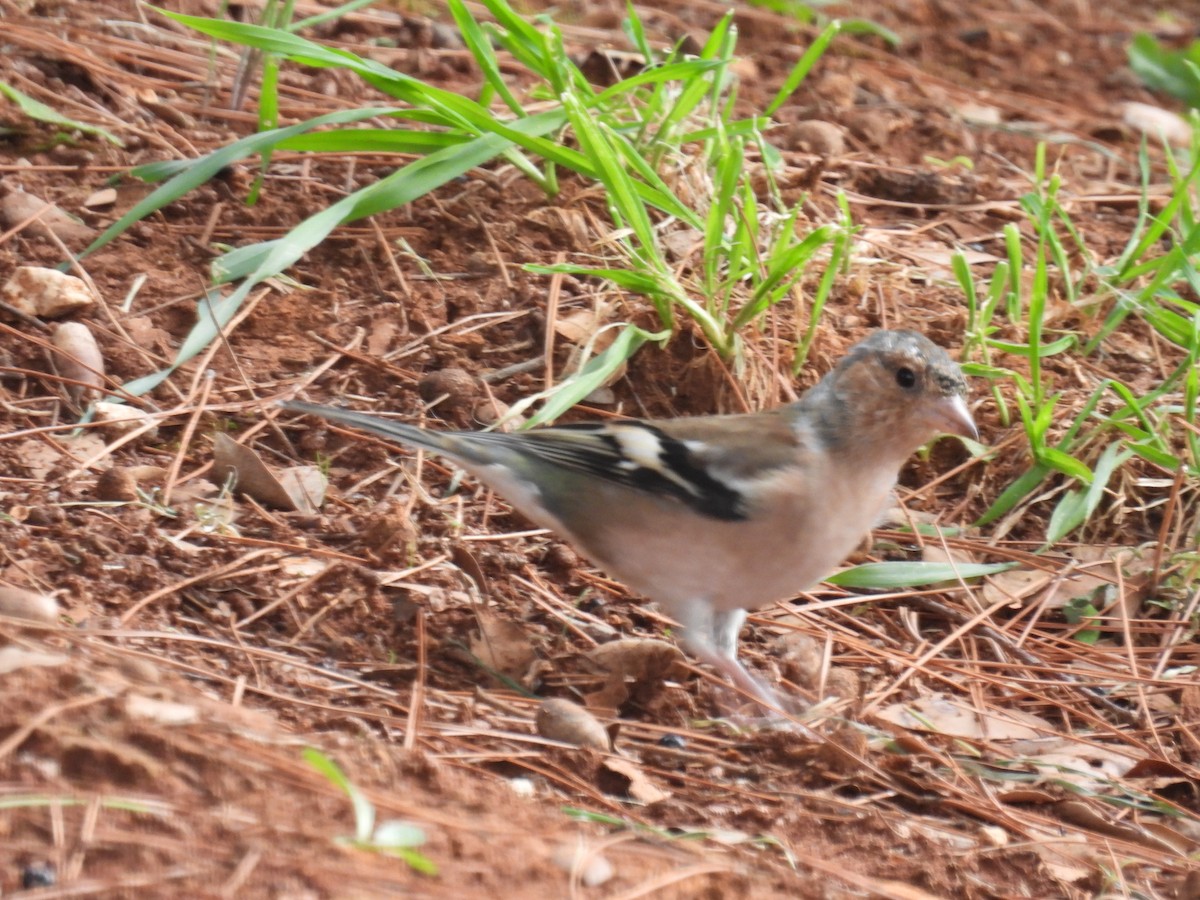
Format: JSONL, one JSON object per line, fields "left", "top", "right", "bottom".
{"left": 282, "top": 329, "right": 977, "bottom": 714}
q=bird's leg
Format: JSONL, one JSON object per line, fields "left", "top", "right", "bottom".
{"left": 672, "top": 602, "right": 786, "bottom": 715}
{"left": 705, "top": 609, "right": 820, "bottom": 734}
{"left": 709, "top": 608, "right": 788, "bottom": 713}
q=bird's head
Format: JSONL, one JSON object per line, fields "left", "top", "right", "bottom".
{"left": 815, "top": 329, "right": 977, "bottom": 459}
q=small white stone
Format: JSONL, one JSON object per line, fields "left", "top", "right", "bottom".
{"left": 0, "top": 585, "right": 59, "bottom": 624}
{"left": 551, "top": 842, "right": 615, "bottom": 888}
{"left": 93, "top": 401, "right": 158, "bottom": 439}
{"left": 1122, "top": 101, "right": 1191, "bottom": 147}
{"left": 508, "top": 777, "right": 536, "bottom": 798}
{"left": 979, "top": 825, "right": 1008, "bottom": 847}
{"left": 2, "top": 266, "right": 93, "bottom": 318}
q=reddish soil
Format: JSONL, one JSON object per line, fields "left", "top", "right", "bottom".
{"left": 1, "top": 1, "right": 1198, "bottom": 897}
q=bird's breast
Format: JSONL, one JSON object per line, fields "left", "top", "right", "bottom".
{"left": 568, "top": 460, "right": 898, "bottom": 616}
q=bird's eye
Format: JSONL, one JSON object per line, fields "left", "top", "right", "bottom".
{"left": 895, "top": 367, "right": 916, "bottom": 389}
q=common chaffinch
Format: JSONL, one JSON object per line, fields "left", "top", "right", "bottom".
{"left": 284, "top": 329, "right": 976, "bottom": 712}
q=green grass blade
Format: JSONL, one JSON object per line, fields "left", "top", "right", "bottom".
{"left": 518, "top": 324, "right": 669, "bottom": 427}
{"left": 447, "top": 0, "right": 525, "bottom": 116}
{"left": 975, "top": 464, "right": 1050, "bottom": 526}
{"left": 765, "top": 20, "right": 840, "bottom": 116}
{"left": 1128, "top": 33, "right": 1200, "bottom": 108}
{"left": 734, "top": 225, "right": 835, "bottom": 329}
{"left": 622, "top": 0, "right": 654, "bottom": 64}
{"left": 275, "top": 130, "right": 470, "bottom": 153}
{"left": 826, "top": 561, "right": 1016, "bottom": 589}
{"left": 1045, "top": 442, "right": 1132, "bottom": 543}
{"left": 127, "top": 116, "right": 567, "bottom": 395}
{"left": 524, "top": 265, "right": 667, "bottom": 297}
{"left": 303, "top": 749, "right": 373, "bottom": 842}
{"left": 290, "top": 0, "right": 376, "bottom": 31}
{"left": 593, "top": 59, "right": 723, "bottom": 106}
{"left": 82, "top": 107, "right": 398, "bottom": 260}
{"left": 215, "top": 110, "right": 566, "bottom": 285}
{"left": 0, "top": 81, "right": 123, "bottom": 145}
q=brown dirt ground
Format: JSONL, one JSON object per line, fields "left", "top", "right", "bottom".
{"left": 2, "top": 0, "right": 1199, "bottom": 897}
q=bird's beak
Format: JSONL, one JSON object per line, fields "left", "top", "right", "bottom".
{"left": 933, "top": 393, "right": 978, "bottom": 441}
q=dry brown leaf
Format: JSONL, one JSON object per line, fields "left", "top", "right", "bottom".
{"left": 15, "top": 433, "right": 107, "bottom": 477}
{"left": 553, "top": 301, "right": 614, "bottom": 345}
{"left": 876, "top": 695, "right": 1051, "bottom": 740}
{"left": 982, "top": 564, "right": 1111, "bottom": 611}
{"left": 276, "top": 465, "right": 328, "bottom": 512}
{"left": 953, "top": 101, "right": 1002, "bottom": 125}
{"left": 51, "top": 321, "right": 105, "bottom": 401}
{"left": 920, "top": 542, "right": 978, "bottom": 569}
{"left": 983, "top": 547, "right": 1152, "bottom": 613}
{"left": 54, "top": 733, "right": 168, "bottom": 784}
{"left": 583, "top": 638, "right": 685, "bottom": 710}
{"left": 585, "top": 638, "right": 685, "bottom": 682}
{"left": 904, "top": 244, "right": 1003, "bottom": 271}
{"left": 783, "top": 119, "right": 845, "bottom": 155}
{"left": 56, "top": 432, "right": 107, "bottom": 466}
{"left": 583, "top": 675, "right": 631, "bottom": 713}
{"left": 190, "top": 695, "right": 283, "bottom": 734}
{"left": 999, "top": 788, "right": 1058, "bottom": 804}
{"left": 211, "top": 433, "right": 323, "bottom": 512}
{"left": 863, "top": 883, "right": 948, "bottom": 900}
{"left": 0, "top": 190, "right": 95, "bottom": 244}
{"left": 1024, "top": 831, "right": 1094, "bottom": 885}
{"left": 978, "top": 825, "right": 1008, "bottom": 847}
{"left": 980, "top": 567, "right": 1049, "bottom": 606}
{"left": 554, "top": 302, "right": 625, "bottom": 387}
{"left": 279, "top": 556, "right": 328, "bottom": 578}
{"left": 12, "top": 439, "right": 63, "bottom": 480}
{"left": 660, "top": 227, "right": 702, "bottom": 261}
{"left": 470, "top": 610, "right": 536, "bottom": 681}
{"left": 1008, "top": 736, "right": 1136, "bottom": 790}
{"left": 1124, "top": 756, "right": 1194, "bottom": 782}
{"left": 0, "top": 560, "right": 51, "bottom": 586}
{"left": 450, "top": 544, "right": 487, "bottom": 593}
{"left": 598, "top": 757, "right": 666, "bottom": 804}
{"left": 130, "top": 468, "right": 170, "bottom": 489}
{"left": 1054, "top": 800, "right": 1190, "bottom": 854}
{"left": 1138, "top": 820, "right": 1200, "bottom": 855}
{"left": 526, "top": 206, "right": 590, "bottom": 248}
{"left": 169, "top": 476, "right": 220, "bottom": 505}
{"left": 474, "top": 396, "right": 521, "bottom": 427}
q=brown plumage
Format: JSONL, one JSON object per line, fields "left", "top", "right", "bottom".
{"left": 284, "top": 330, "right": 976, "bottom": 713}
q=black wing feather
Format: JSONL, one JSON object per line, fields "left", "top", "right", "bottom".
{"left": 461, "top": 421, "right": 747, "bottom": 521}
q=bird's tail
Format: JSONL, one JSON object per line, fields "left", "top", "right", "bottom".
{"left": 281, "top": 400, "right": 466, "bottom": 459}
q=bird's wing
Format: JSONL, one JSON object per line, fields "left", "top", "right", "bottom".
{"left": 455, "top": 411, "right": 806, "bottom": 522}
